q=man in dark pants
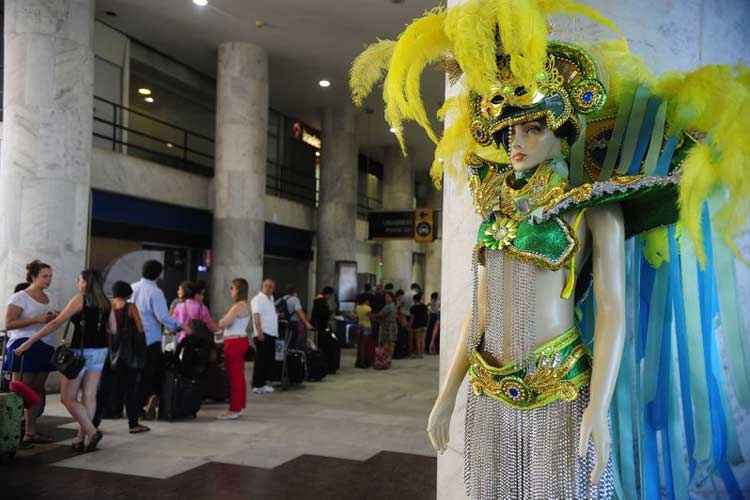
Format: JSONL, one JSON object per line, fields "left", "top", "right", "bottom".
{"left": 251, "top": 279, "right": 278, "bottom": 394}
{"left": 131, "top": 260, "right": 182, "bottom": 419}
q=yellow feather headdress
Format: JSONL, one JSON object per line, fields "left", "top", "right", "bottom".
{"left": 349, "top": 0, "right": 750, "bottom": 263}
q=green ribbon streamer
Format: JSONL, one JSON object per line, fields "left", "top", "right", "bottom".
{"left": 678, "top": 234, "right": 712, "bottom": 466}
{"left": 642, "top": 264, "right": 670, "bottom": 404}
{"left": 616, "top": 85, "right": 651, "bottom": 175}
{"left": 708, "top": 196, "right": 750, "bottom": 409}
{"left": 601, "top": 90, "right": 635, "bottom": 181}
{"left": 569, "top": 116, "right": 588, "bottom": 187}
{"left": 642, "top": 101, "right": 668, "bottom": 176}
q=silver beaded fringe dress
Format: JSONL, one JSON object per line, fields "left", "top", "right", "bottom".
{"left": 463, "top": 249, "right": 615, "bottom": 499}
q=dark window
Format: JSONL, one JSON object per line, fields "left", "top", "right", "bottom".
{"left": 358, "top": 154, "right": 384, "bottom": 217}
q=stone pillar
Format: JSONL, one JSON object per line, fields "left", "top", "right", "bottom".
{"left": 316, "top": 103, "right": 358, "bottom": 293}
{"left": 381, "top": 145, "right": 414, "bottom": 290}
{"left": 211, "top": 43, "right": 268, "bottom": 314}
{"left": 423, "top": 181, "right": 443, "bottom": 299}
{"left": 0, "top": 0, "right": 94, "bottom": 318}
{"left": 436, "top": 0, "right": 750, "bottom": 499}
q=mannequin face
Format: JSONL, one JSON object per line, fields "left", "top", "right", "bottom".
{"left": 509, "top": 120, "right": 562, "bottom": 172}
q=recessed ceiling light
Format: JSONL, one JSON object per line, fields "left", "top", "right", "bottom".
{"left": 138, "top": 88, "right": 151, "bottom": 96}
{"left": 315, "top": 151, "right": 321, "bottom": 157}
{"left": 193, "top": 0, "right": 208, "bottom": 6}
{"left": 166, "top": 143, "right": 173, "bottom": 148}
{"left": 318, "top": 79, "right": 331, "bottom": 88}
{"left": 144, "top": 97, "right": 154, "bottom": 103}
{"left": 389, "top": 127, "right": 400, "bottom": 133}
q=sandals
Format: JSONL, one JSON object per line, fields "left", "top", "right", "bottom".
{"left": 24, "top": 433, "right": 54, "bottom": 444}
{"left": 84, "top": 430, "right": 103, "bottom": 452}
{"left": 129, "top": 425, "right": 150, "bottom": 434}
{"left": 143, "top": 395, "right": 159, "bottom": 421}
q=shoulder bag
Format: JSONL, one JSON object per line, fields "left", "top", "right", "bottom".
{"left": 52, "top": 319, "right": 85, "bottom": 380}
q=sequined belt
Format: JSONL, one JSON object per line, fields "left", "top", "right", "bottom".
{"left": 468, "top": 327, "right": 591, "bottom": 410}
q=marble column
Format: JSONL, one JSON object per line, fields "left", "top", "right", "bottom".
{"left": 316, "top": 103, "right": 358, "bottom": 293}
{"left": 436, "top": 0, "right": 750, "bottom": 498}
{"left": 211, "top": 42, "right": 268, "bottom": 314}
{"left": 423, "top": 181, "right": 443, "bottom": 299}
{"left": 381, "top": 145, "right": 415, "bottom": 290}
{"left": 0, "top": 0, "right": 94, "bottom": 318}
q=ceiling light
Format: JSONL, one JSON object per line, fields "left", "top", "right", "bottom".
{"left": 318, "top": 80, "right": 331, "bottom": 88}
{"left": 166, "top": 143, "right": 173, "bottom": 148}
{"left": 193, "top": 0, "right": 208, "bottom": 6}
{"left": 389, "top": 127, "right": 400, "bottom": 133}
{"left": 315, "top": 151, "right": 320, "bottom": 157}
{"left": 144, "top": 97, "right": 154, "bottom": 103}
{"left": 138, "top": 88, "right": 151, "bottom": 96}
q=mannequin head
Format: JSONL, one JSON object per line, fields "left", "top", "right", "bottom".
{"left": 507, "top": 120, "right": 563, "bottom": 173}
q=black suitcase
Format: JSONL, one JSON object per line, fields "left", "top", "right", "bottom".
{"left": 285, "top": 349, "right": 306, "bottom": 386}
{"left": 306, "top": 349, "right": 327, "bottom": 382}
{"left": 159, "top": 370, "right": 202, "bottom": 421}
{"left": 318, "top": 330, "right": 341, "bottom": 374}
{"left": 202, "top": 362, "right": 229, "bottom": 402}
{"left": 93, "top": 360, "right": 124, "bottom": 426}
{"left": 393, "top": 326, "right": 410, "bottom": 359}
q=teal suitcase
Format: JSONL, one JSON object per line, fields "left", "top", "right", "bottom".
{"left": 0, "top": 331, "right": 23, "bottom": 462}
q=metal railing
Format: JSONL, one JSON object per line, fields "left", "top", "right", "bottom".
{"left": 93, "top": 96, "right": 215, "bottom": 177}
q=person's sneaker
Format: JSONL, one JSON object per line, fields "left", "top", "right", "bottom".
{"left": 261, "top": 385, "right": 275, "bottom": 394}
{"left": 217, "top": 412, "right": 241, "bottom": 420}
{"left": 252, "top": 387, "right": 265, "bottom": 395}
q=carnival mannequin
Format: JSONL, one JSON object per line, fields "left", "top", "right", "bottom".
{"left": 350, "top": 1, "right": 750, "bottom": 498}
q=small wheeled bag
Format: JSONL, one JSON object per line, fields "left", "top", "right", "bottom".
{"left": 0, "top": 331, "right": 24, "bottom": 463}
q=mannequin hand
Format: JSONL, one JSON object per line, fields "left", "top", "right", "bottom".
{"left": 426, "top": 396, "right": 455, "bottom": 454}
{"left": 578, "top": 405, "right": 611, "bottom": 484}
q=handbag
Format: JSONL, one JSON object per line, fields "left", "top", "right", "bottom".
{"left": 52, "top": 319, "right": 85, "bottom": 380}
{"left": 109, "top": 304, "right": 146, "bottom": 371}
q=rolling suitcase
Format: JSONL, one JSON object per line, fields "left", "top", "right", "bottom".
{"left": 355, "top": 328, "right": 376, "bottom": 368}
{"left": 159, "top": 370, "right": 202, "bottom": 421}
{"left": 202, "top": 347, "right": 229, "bottom": 402}
{"left": 373, "top": 346, "right": 392, "bottom": 370}
{"left": 0, "top": 331, "right": 23, "bottom": 462}
{"left": 306, "top": 349, "right": 328, "bottom": 382}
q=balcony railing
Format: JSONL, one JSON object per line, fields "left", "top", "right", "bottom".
{"left": 93, "top": 96, "right": 215, "bottom": 177}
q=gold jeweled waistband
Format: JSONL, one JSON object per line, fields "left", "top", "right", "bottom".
{"left": 467, "top": 327, "right": 591, "bottom": 410}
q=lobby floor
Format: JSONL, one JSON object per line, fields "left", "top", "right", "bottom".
{"left": 1, "top": 350, "right": 439, "bottom": 500}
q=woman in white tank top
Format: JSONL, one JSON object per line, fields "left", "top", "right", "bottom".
{"left": 216, "top": 278, "right": 251, "bottom": 420}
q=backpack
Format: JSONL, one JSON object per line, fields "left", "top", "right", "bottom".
{"left": 276, "top": 296, "right": 293, "bottom": 322}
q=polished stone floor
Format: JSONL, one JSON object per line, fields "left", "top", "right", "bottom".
{"left": 1, "top": 350, "right": 439, "bottom": 499}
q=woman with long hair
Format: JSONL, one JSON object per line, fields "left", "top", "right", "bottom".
{"left": 172, "top": 281, "right": 219, "bottom": 343}
{"left": 16, "top": 269, "right": 110, "bottom": 452}
{"left": 3, "top": 260, "right": 57, "bottom": 447}
{"left": 215, "top": 278, "right": 250, "bottom": 420}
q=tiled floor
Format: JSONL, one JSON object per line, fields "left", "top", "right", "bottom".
{"left": 1, "top": 350, "right": 439, "bottom": 499}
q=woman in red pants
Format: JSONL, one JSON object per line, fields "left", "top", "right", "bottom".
{"left": 216, "top": 278, "right": 251, "bottom": 420}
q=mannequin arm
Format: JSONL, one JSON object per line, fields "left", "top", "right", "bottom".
{"left": 578, "top": 204, "right": 626, "bottom": 482}
{"left": 427, "top": 264, "right": 487, "bottom": 453}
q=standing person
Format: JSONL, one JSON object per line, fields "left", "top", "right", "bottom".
{"left": 3, "top": 261, "right": 57, "bottom": 447}
{"left": 16, "top": 270, "right": 110, "bottom": 452}
{"left": 323, "top": 286, "right": 337, "bottom": 316}
{"left": 355, "top": 295, "right": 372, "bottom": 336}
{"left": 169, "top": 282, "right": 188, "bottom": 315}
{"left": 109, "top": 281, "right": 150, "bottom": 434}
{"left": 361, "top": 284, "right": 374, "bottom": 305}
{"left": 172, "top": 282, "right": 220, "bottom": 342}
{"left": 426, "top": 292, "right": 440, "bottom": 354}
{"left": 369, "top": 285, "right": 385, "bottom": 343}
{"left": 376, "top": 292, "right": 398, "bottom": 358}
{"left": 409, "top": 293, "right": 429, "bottom": 358}
{"left": 216, "top": 278, "right": 250, "bottom": 419}
{"left": 278, "top": 287, "right": 314, "bottom": 350}
{"left": 130, "top": 260, "right": 182, "bottom": 420}
{"left": 395, "top": 290, "right": 410, "bottom": 356}
{"left": 311, "top": 287, "right": 333, "bottom": 357}
{"left": 250, "top": 279, "right": 278, "bottom": 395}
